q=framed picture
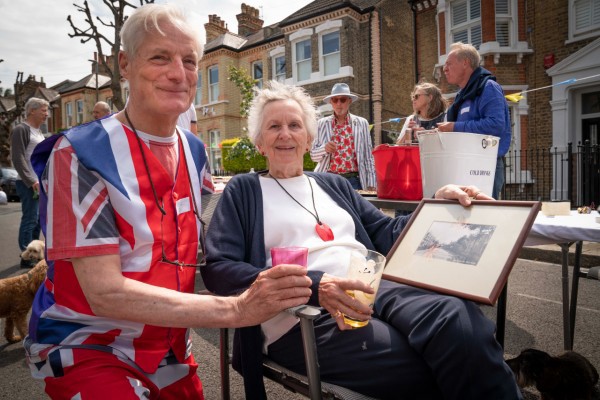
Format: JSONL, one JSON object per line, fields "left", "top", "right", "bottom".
{"left": 383, "top": 199, "right": 541, "bottom": 305}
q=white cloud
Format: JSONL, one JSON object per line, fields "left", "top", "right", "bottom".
{"left": 0, "top": 0, "right": 312, "bottom": 88}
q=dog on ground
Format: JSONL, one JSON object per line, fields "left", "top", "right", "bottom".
{"left": 507, "top": 348, "right": 599, "bottom": 400}
{"left": 0, "top": 260, "right": 48, "bottom": 343}
{"left": 20, "top": 239, "right": 45, "bottom": 263}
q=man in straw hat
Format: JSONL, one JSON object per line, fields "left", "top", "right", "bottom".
{"left": 310, "top": 83, "right": 376, "bottom": 191}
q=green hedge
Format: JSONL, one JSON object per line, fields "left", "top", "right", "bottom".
{"left": 221, "top": 136, "right": 317, "bottom": 173}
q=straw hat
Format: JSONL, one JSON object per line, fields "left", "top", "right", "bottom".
{"left": 323, "top": 83, "right": 358, "bottom": 104}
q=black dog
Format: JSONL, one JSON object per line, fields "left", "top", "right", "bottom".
{"left": 507, "top": 348, "right": 599, "bottom": 400}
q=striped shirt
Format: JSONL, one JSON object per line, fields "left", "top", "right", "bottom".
{"left": 310, "top": 113, "right": 377, "bottom": 189}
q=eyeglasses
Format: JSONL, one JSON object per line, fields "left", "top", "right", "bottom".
{"left": 411, "top": 93, "right": 428, "bottom": 101}
{"left": 159, "top": 209, "right": 207, "bottom": 268}
{"left": 330, "top": 97, "right": 348, "bottom": 104}
{"left": 125, "top": 109, "right": 206, "bottom": 268}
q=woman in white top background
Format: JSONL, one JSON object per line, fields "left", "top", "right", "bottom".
{"left": 397, "top": 82, "right": 447, "bottom": 144}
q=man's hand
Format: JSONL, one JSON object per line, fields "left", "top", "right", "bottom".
{"left": 235, "top": 265, "right": 312, "bottom": 326}
{"left": 434, "top": 184, "right": 494, "bottom": 206}
{"left": 325, "top": 141, "right": 337, "bottom": 154}
{"left": 436, "top": 122, "right": 455, "bottom": 132}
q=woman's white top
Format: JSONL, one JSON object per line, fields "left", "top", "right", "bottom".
{"left": 259, "top": 174, "right": 366, "bottom": 352}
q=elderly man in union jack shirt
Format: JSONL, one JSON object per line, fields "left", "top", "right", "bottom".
{"left": 24, "top": 4, "right": 311, "bottom": 399}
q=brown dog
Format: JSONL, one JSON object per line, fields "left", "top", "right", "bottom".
{"left": 0, "top": 260, "right": 48, "bottom": 343}
{"left": 507, "top": 348, "right": 599, "bottom": 400}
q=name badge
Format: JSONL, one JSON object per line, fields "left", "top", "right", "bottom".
{"left": 460, "top": 106, "right": 470, "bottom": 114}
{"left": 176, "top": 197, "right": 191, "bottom": 215}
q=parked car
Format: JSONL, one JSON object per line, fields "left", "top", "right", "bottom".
{"left": 0, "top": 167, "right": 20, "bottom": 202}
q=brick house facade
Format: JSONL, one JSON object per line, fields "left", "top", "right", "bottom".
{"left": 410, "top": 0, "right": 599, "bottom": 200}
{"left": 198, "top": 0, "right": 598, "bottom": 202}
{"left": 198, "top": 0, "right": 414, "bottom": 172}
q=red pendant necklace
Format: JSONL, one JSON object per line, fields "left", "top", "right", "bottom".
{"left": 270, "top": 174, "right": 334, "bottom": 241}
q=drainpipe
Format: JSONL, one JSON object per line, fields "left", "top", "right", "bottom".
{"left": 369, "top": 11, "right": 373, "bottom": 126}
{"left": 411, "top": 2, "right": 419, "bottom": 83}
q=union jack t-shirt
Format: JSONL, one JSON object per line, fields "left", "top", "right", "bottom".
{"left": 25, "top": 116, "right": 213, "bottom": 377}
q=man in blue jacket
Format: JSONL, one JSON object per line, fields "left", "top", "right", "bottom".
{"left": 437, "top": 42, "right": 511, "bottom": 199}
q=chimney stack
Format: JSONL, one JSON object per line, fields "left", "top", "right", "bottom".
{"left": 205, "top": 14, "right": 228, "bottom": 43}
{"left": 236, "top": 3, "right": 263, "bottom": 37}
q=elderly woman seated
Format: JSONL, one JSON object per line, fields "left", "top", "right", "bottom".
{"left": 201, "top": 81, "right": 522, "bottom": 400}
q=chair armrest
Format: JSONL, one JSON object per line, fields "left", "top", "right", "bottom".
{"left": 284, "top": 305, "right": 322, "bottom": 320}
{"left": 285, "top": 305, "right": 323, "bottom": 399}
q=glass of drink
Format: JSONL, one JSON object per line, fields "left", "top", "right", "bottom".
{"left": 343, "top": 248, "right": 386, "bottom": 328}
{"left": 270, "top": 246, "right": 309, "bottom": 267}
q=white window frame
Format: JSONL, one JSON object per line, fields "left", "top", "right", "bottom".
{"left": 495, "top": 0, "right": 515, "bottom": 47}
{"left": 252, "top": 60, "right": 263, "bottom": 89}
{"left": 318, "top": 23, "right": 341, "bottom": 77}
{"left": 195, "top": 71, "right": 202, "bottom": 105}
{"left": 448, "top": 0, "right": 482, "bottom": 49}
{"left": 76, "top": 100, "right": 84, "bottom": 124}
{"left": 568, "top": 0, "right": 600, "bottom": 43}
{"left": 208, "top": 129, "right": 222, "bottom": 172}
{"left": 208, "top": 66, "right": 219, "bottom": 104}
{"left": 290, "top": 28, "right": 313, "bottom": 83}
{"left": 270, "top": 46, "right": 286, "bottom": 83}
{"left": 65, "top": 102, "right": 73, "bottom": 128}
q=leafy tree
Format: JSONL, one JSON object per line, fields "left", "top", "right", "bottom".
{"left": 67, "top": 0, "right": 154, "bottom": 111}
{"left": 224, "top": 65, "right": 262, "bottom": 172}
{"left": 223, "top": 66, "right": 317, "bottom": 173}
{"left": 227, "top": 65, "right": 256, "bottom": 118}
{"left": 0, "top": 72, "right": 25, "bottom": 166}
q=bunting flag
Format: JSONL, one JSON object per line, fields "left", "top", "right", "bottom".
{"left": 505, "top": 74, "right": 600, "bottom": 103}
{"left": 369, "top": 117, "right": 409, "bottom": 131}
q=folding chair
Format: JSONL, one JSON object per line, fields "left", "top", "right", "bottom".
{"left": 218, "top": 306, "right": 378, "bottom": 400}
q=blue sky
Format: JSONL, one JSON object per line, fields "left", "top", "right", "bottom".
{"left": 0, "top": 0, "right": 313, "bottom": 89}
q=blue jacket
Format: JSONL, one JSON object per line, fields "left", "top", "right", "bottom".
{"left": 202, "top": 171, "right": 409, "bottom": 399}
{"left": 447, "top": 67, "right": 512, "bottom": 157}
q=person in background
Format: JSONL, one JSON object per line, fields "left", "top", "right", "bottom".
{"left": 202, "top": 80, "right": 522, "bottom": 400}
{"left": 396, "top": 82, "right": 447, "bottom": 144}
{"left": 437, "top": 42, "right": 511, "bottom": 199}
{"left": 92, "top": 101, "right": 111, "bottom": 119}
{"left": 310, "top": 83, "right": 376, "bottom": 191}
{"left": 178, "top": 102, "right": 197, "bottom": 133}
{"left": 10, "top": 97, "right": 47, "bottom": 268}
{"left": 24, "top": 5, "right": 311, "bottom": 399}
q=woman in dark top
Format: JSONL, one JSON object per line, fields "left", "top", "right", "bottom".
{"left": 202, "top": 81, "right": 522, "bottom": 400}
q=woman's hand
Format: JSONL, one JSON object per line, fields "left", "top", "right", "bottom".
{"left": 434, "top": 184, "right": 494, "bottom": 206}
{"left": 318, "top": 273, "right": 374, "bottom": 330}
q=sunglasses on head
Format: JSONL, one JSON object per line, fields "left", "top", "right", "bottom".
{"left": 330, "top": 97, "right": 349, "bottom": 104}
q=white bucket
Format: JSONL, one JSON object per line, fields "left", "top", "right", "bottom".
{"left": 417, "top": 131, "right": 500, "bottom": 197}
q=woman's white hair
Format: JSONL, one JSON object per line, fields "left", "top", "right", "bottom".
{"left": 247, "top": 80, "right": 319, "bottom": 145}
{"left": 120, "top": 3, "right": 203, "bottom": 56}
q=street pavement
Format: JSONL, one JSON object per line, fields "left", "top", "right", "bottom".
{"left": 1, "top": 201, "right": 599, "bottom": 399}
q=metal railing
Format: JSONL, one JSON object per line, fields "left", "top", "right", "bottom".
{"left": 502, "top": 141, "right": 599, "bottom": 207}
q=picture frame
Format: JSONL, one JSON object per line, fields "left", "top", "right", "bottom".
{"left": 383, "top": 199, "right": 541, "bottom": 305}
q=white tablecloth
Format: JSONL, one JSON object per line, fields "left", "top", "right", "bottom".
{"left": 525, "top": 210, "right": 600, "bottom": 246}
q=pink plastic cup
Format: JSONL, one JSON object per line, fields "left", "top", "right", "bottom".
{"left": 270, "top": 246, "right": 309, "bottom": 267}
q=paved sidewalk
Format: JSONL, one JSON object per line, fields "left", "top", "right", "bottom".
{"left": 520, "top": 241, "right": 600, "bottom": 269}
